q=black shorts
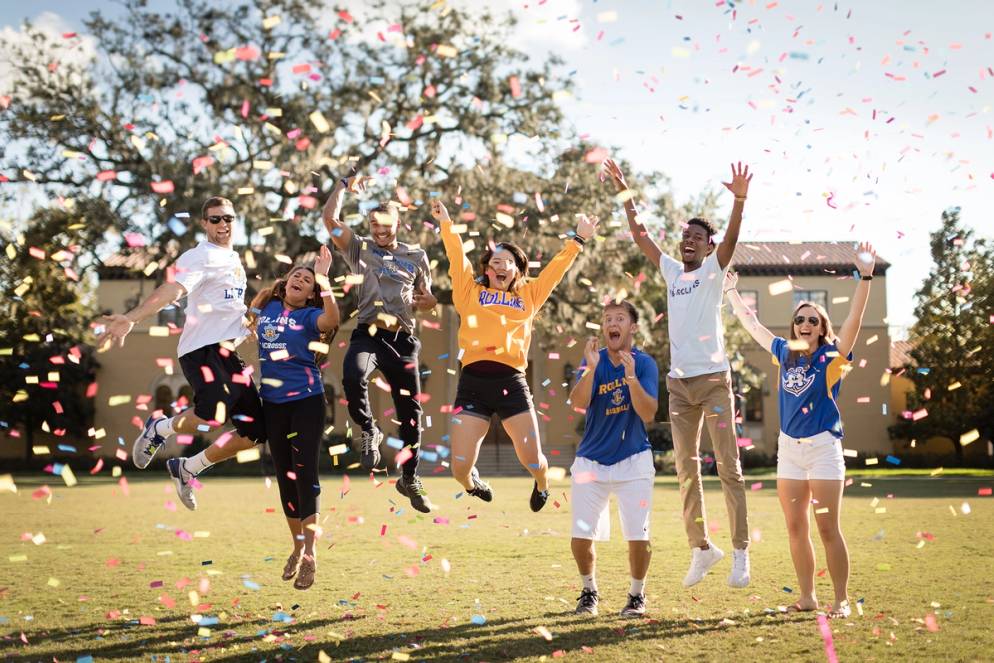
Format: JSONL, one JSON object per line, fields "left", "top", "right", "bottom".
{"left": 453, "top": 367, "right": 533, "bottom": 421}
{"left": 178, "top": 343, "right": 266, "bottom": 444}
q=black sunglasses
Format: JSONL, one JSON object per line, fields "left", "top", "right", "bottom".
{"left": 205, "top": 214, "right": 235, "bottom": 225}
{"left": 793, "top": 315, "right": 820, "bottom": 326}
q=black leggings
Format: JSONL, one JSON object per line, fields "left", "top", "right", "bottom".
{"left": 263, "top": 395, "right": 326, "bottom": 520}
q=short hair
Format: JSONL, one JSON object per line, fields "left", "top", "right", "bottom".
{"left": 201, "top": 196, "right": 234, "bottom": 219}
{"left": 687, "top": 217, "right": 717, "bottom": 245}
{"left": 604, "top": 299, "right": 639, "bottom": 324}
{"left": 368, "top": 203, "right": 399, "bottom": 224}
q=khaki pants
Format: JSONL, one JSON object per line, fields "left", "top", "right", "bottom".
{"left": 667, "top": 370, "right": 750, "bottom": 550}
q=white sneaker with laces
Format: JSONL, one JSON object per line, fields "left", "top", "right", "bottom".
{"left": 167, "top": 457, "right": 197, "bottom": 511}
{"left": 682, "top": 543, "right": 725, "bottom": 588}
{"left": 728, "top": 548, "right": 751, "bottom": 588}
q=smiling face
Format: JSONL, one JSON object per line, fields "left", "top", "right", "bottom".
{"left": 200, "top": 203, "right": 236, "bottom": 248}
{"left": 602, "top": 304, "right": 637, "bottom": 353}
{"left": 680, "top": 222, "right": 714, "bottom": 269}
{"left": 486, "top": 248, "right": 519, "bottom": 292}
{"left": 368, "top": 207, "right": 398, "bottom": 248}
{"left": 791, "top": 305, "right": 826, "bottom": 353}
{"left": 282, "top": 267, "right": 317, "bottom": 309}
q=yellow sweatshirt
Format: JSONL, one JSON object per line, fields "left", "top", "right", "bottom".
{"left": 440, "top": 218, "right": 582, "bottom": 371}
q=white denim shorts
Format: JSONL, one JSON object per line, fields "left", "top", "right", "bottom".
{"left": 570, "top": 450, "right": 655, "bottom": 541}
{"left": 777, "top": 430, "right": 846, "bottom": 481}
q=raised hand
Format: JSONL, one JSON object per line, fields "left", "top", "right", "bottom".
{"left": 430, "top": 199, "right": 450, "bottom": 223}
{"left": 602, "top": 158, "right": 629, "bottom": 192}
{"left": 341, "top": 174, "right": 374, "bottom": 195}
{"left": 314, "top": 244, "right": 333, "bottom": 276}
{"left": 619, "top": 351, "right": 636, "bottom": 380}
{"left": 855, "top": 241, "right": 876, "bottom": 277}
{"left": 722, "top": 162, "right": 753, "bottom": 199}
{"left": 94, "top": 314, "right": 135, "bottom": 350}
{"left": 583, "top": 336, "right": 600, "bottom": 372}
{"left": 575, "top": 214, "right": 599, "bottom": 241}
{"left": 412, "top": 284, "right": 437, "bottom": 311}
{"left": 723, "top": 271, "right": 739, "bottom": 293}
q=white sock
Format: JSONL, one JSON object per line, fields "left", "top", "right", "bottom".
{"left": 581, "top": 573, "right": 598, "bottom": 593}
{"left": 183, "top": 450, "right": 214, "bottom": 477}
{"left": 630, "top": 577, "right": 646, "bottom": 597}
{"left": 153, "top": 417, "right": 176, "bottom": 438}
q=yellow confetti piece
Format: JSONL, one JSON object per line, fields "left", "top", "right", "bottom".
{"left": 308, "top": 341, "right": 330, "bottom": 354}
{"left": 585, "top": 322, "right": 601, "bottom": 330}
{"left": 814, "top": 507, "right": 830, "bottom": 514}
{"left": 615, "top": 189, "right": 636, "bottom": 203}
{"left": 31, "top": 533, "right": 46, "bottom": 545}
{"left": 546, "top": 467, "right": 567, "bottom": 482}
{"left": 947, "top": 381, "right": 962, "bottom": 391}
{"left": 262, "top": 14, "right": 281, "bottom": 29}
{"left": 252, "top": 160, "right": 274, "bottom": 170}
{"left": 449, "top": 223, "right": 467, "bottom": 234}
{"left": 47, "top": 577, "right": 60, "bottom": 587}
{"left": 345, "top": 274, "right": 365, "bottom": 285}
{"left": 236, "top": 447, "right": 261, "bottom": 464}
{"left": 865, "top": 334, "right": 879, "bottom": 345}
{"left": 461, "top": 239, "right": 476, "bottom": 253}
{"left": 32, "top": 445, "right": 50, "bottom": 455}
{"left": 768, "top": 279, "right": 793, "bottom": 296}
{"left": 0, "top": 474, "right": 16, "bottom": 493}
{"left": 960, "top": 429, "right": 979, "bottom": 446}
{"left": 534, "top": 625, "right": 553, "bottom": 641}
{"left": 876, "top": 563, "right": 892, "bottom": 571}
{"left": 193, "top": 531, "right": 210, "bottom": 538}
{"left": 214, "top": 401, "right": 226, "bottom": 423}
{"left": 865, "top": 458, "right": 879, "bottom": 466}
{"left": 392, "top": 654, "right": 411, "bottom": 661}
{"left": 467, "top": 315, "right": 478, "bottom": 329}
{"left": 198, "top": 627, "right": 212, "bottom": 637}
{"left": 213, "top": 48, "right": 236, "bottom": 64}
{"left": 9, "top": 554, "right": 27, "bottom": 562}
{"left": 237, "top": 186, "right": 255, "bottom": 195}
{"left": 269, "top": 349, "right": 290, "bottom": 361}
{"left": 787, "top": 339, "right": 809, "bottom": 351}
{"left": 319, "top": 651, "right": 333, "bottom": 663}
{"left": 495, "top": 212, "right": 514, "bottom": 228}
{"left": 189, "top": 590, "right": 200, "bottom": 606}
{"left": 874, "top": 507, "right": 887, "bottom": 514}
{"left": 309, "top": 110, "right": 331, "bottom": 133}
{"left": 328, "top": 444, "right": 349, "bottom": 456}
{"left": 61, "top": 464, "right": 77, "bottom": 487}
{"left": 435, "top": 44, "right": 458, "bottom": 57}
{"left": 148, "top": 326, "right": 170, "bottom": 337}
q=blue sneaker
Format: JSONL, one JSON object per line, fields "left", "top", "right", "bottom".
{"left": 132, "top": 415, "right": 167, "bottom": 469}
{"left": 166, "top": 457, "right": 197, "bottom": 511}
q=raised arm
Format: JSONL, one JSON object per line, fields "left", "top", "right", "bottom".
{"left": 95, "top": 281, "right": 187, "bottom": 350}
{"left": 723, "top": 271, "right": 776, "bottom": 353}
{"left": 322, "top": 175, "right": 372, "bottom": 252}
{"left": 525, "top": 214, "right": 598, "bottom": 310}
{"left": 603, "top": 158, "right": 662, "bottom": 267}
{"left": 835, "top": 242, "right": 876, "bottom": 357}
{"left": 313, "top": 244, "right": 341, "bottom": 332}
{"left": 715, "top": 162, "right": 752, "bottom": 270}
{"left": 430, "top": 199, "right": 475, "bottom": 300}
{"left": 568, "top": 337, "right": 600, "bottom": 411}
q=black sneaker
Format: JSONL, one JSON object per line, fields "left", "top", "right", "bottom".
{"left": 529, "top": 481, "right": 549, "bottom": 512}
{"left": 466, "top": 467, "right": 493, "bottom": 502}
{"left": 575, "top": 588, "right": 599, "bottom": 615}
{"left": 396, "top": 475, "right": 434, "bottom": 513}
{"left": 358, "top": 428, "right": 383, "bottom": 471}
{"left": 620, "top": 593, "right": 646, "bottom": 618}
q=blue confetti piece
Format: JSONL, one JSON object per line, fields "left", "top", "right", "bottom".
{"left": 167, "top": 216, "right": 187, "bottom": 236}
{"left": 420, "top": 451, "right": 438, "bottom": 463}
{"left": 332, "top": 227, "right": 343, "bottom": 237}
{"left": 369, "top": 76, "right": 385, "bottom": 84}
{"left": 51, "top": 463, "right": 64, "bottom": 476}
{"left": 471, "top": 614, "right": 487, "bottom": 625}
{"left": 437, "top": 353, "right": 449, "bottom": 360}
{"left": 243, "top": 580, "right": 260, "bottom": 590}
{"left": 885, "top": 455, "right": 901, "bottom": 465}
{"left": 512, "top": 191, "right": 527, "bottom": 204}
{"left": 436, "top": 446, "right": 449, "bottom": 458}
{"left": 198, "top": 616, "right": 219, "bottom": 626}
{"left": 358, "top": 200, "right": 379, "bottom": 213}
{"left": 916, "top": 367, "right": 931, "bottom": 375}
{"left": 77, "top": 656, "right": 94, "bottom": 663}
{"left": 783, "top": 586, "right": 794, "bottom": 593}
{"left": 57, "top": 444, "right": 77, "bottom": 453}
{"left": 272, "top": 611, "right": 293, "bottom": 623}
{"left": 575, "top": 519, "right": 590, "bottom": 532}
{"left": 386, "top": 436, "right": 404, "bottom": 450}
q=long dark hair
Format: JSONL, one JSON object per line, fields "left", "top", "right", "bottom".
{"left": 248, "top": 266, "right": 338, "bottom": 365}
{"left": 786, "top": 300, "right": 837, "bottom": 367}
{"left": 477, "top": 241, "right": 529, "bottom": 291}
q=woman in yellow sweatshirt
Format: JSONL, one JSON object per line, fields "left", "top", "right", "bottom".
{"left": 430, "top": 199, "right": 598, "bottom": 512}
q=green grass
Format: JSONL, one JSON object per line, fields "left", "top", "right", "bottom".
{"left": 1, "top": 473, "right": 992, "bottom": 662}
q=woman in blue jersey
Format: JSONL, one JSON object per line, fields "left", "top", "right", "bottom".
{"left": 724, "top": 242, "right": 876, "bottom": 619}
{"left": 248, "top": 245, "right": 339, "bottom": 590}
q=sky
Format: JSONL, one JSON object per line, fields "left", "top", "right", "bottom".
{"left": 1, "top": 0, "right": 992, "bottom": 337}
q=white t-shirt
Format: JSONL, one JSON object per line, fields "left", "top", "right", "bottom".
{"left": 659, "top": 250, "right": 730, "bottom": 379}
{"left": 173, "top": 241, "right": 249, "bottom": 358}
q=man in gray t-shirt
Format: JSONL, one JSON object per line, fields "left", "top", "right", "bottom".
{"left": 323, "top": 175, "right": 437, "bottom": 514}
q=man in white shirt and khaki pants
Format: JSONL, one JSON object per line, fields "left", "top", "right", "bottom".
{"left": 604, "top": 159, "right": 754, "bottom": 589}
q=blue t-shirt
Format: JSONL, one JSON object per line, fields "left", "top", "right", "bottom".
{"left": 771, "top": 337, "right": 852, "bottom": 439}
{"left": 256, "top": 300, "right": 325, "bottom": 403}
{"left": 575, "top": 348, "right": 659, "bottom": 465}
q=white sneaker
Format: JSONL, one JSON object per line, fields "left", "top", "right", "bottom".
{"left": 682, "top": 544, "right": 725, "bottom": 588}
{"left": 167, "top": 458, "right": 197, "bottom": 511}
{"left": 132, "top": 415, "right": 167, "bottom": 469}
{"left": 728, "top": 548, "right": 751, "bottom": 588}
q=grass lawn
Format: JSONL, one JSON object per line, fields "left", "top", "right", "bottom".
{"left": 1, "top": 472, "right": 992, "bottom": 662}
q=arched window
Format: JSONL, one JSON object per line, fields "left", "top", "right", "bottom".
{"left": 154, "top": 385, "right": 173, "bottom": 416}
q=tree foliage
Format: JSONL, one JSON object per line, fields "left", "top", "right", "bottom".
{"left": 889, "top": 207, "right": 994, "bottom": 461}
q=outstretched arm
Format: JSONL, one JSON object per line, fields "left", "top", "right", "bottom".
{"left": 313, "top": 244, "right": 341, "bottom": 332}
{"left": 835, "top": 242, "right": 876, "bottom": 357}
{"left": 430, "top": 199, "right": 476, "bottom": 300}
{"left": 526, "top": 214, "right": 598, "bottom": 310}
{"left": 723, "top": 272, "right": 776, "bottom": 353}
{"left": 715, "top": 162, "right": 752, "bottom": 270}
{"left": 95, "top": 281, "right": 187, "bottom": 349}
{"left": 322, "top": 175, "right": 373, "bottom": 252}
{"left": 603, "top": 158, "right": 662, "bottom": 267}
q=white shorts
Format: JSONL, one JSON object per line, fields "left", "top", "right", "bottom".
{"left": 777, "top": 430, "right": 846, "bottom": 481}
{"left": 570, "top": 450, "right": 655, "bottom": 542}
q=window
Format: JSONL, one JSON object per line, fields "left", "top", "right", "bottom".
{"left": 739, "top": 290, "right": 758, "bottom": 314}
{"left": 154, "top": 385, "right": 173, "bottom": 416}
{"left": 793, "top": 290, "right": 827, "bottom": 310}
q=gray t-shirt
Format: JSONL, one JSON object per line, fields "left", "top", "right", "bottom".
{"left": 343, "top": 233, "right": 431, "bottom": 333}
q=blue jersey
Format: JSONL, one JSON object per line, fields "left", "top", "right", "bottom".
{"left": 771, "top": 337, "right": 852, "bottom": 439}
{"left": 576, "top": 348, "right": 659, "bottom": 465}
{"left": 256, "top": 300, "right": 325, "bottom": 403}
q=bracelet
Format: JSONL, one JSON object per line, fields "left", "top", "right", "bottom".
{"left": 339, "top": 177, "right": 349, "bottom": 188}
{"left": 572, "top": 235, "right": 586, "bottom": 245}
{"left": 861, "top": 275, "right": 873, "bottom": 281}
{"left": 723, "top": 288, "right": 737, "bottom": 294}
{"left": 624, "top": 375, "right": 637, "bottom": 382}
{"left": 734, "top": 196, "right": 747, "bottom": 202}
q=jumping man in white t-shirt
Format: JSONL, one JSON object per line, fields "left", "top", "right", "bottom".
{"left": 96, "top": 196, "right": 264, "bottom": 510}
{"left": 604, "top": 159, "right": 754, "bottom": 589}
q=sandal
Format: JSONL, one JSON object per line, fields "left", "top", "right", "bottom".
{"left": 282, "top": 550, "right": 302, "bottom": 581}
{"left": 294, "top": 554, "right": 316, "bottom": 590}
{"left": 827, "top": 601, "right": 852, "bottom": 619}
{"left": 786, "top": 602, "right": 818, "bottom": 614}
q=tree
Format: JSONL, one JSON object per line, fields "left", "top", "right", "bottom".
{"left": 0, "top": 201, "right": 102, "bottom": 462}
{"left": 889, "top": 207, "right": 994, "bottom": 462}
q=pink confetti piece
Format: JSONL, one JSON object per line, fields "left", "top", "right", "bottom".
{"left": 751, "top": 482, "right": 763, "bottom": 491}
{"left": 150, "top": 180, "right": 174, "bottom": 194}
{"left": 816, "top": 614, "right": 838, "bottom": 663}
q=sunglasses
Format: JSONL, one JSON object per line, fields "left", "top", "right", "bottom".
{"left": 793, "top": 316, "right": 820, "bottom": 326}
{"left": 206, "top": 214, "right": 235, "bottom": 225}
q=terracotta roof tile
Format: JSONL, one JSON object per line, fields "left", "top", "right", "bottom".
{"left": 733, "top": 241, "right": 890, "bottom": 276}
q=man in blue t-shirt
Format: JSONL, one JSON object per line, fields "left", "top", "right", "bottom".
{"left": 567, "top": 300, "right": 659, "bottom": 618}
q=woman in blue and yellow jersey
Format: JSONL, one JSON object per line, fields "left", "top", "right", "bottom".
{"left": 724, "top": 242, "right": 877, "bottom": 619}
{"left": 430, "top": 199, "right": 598, "bottom": 512}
